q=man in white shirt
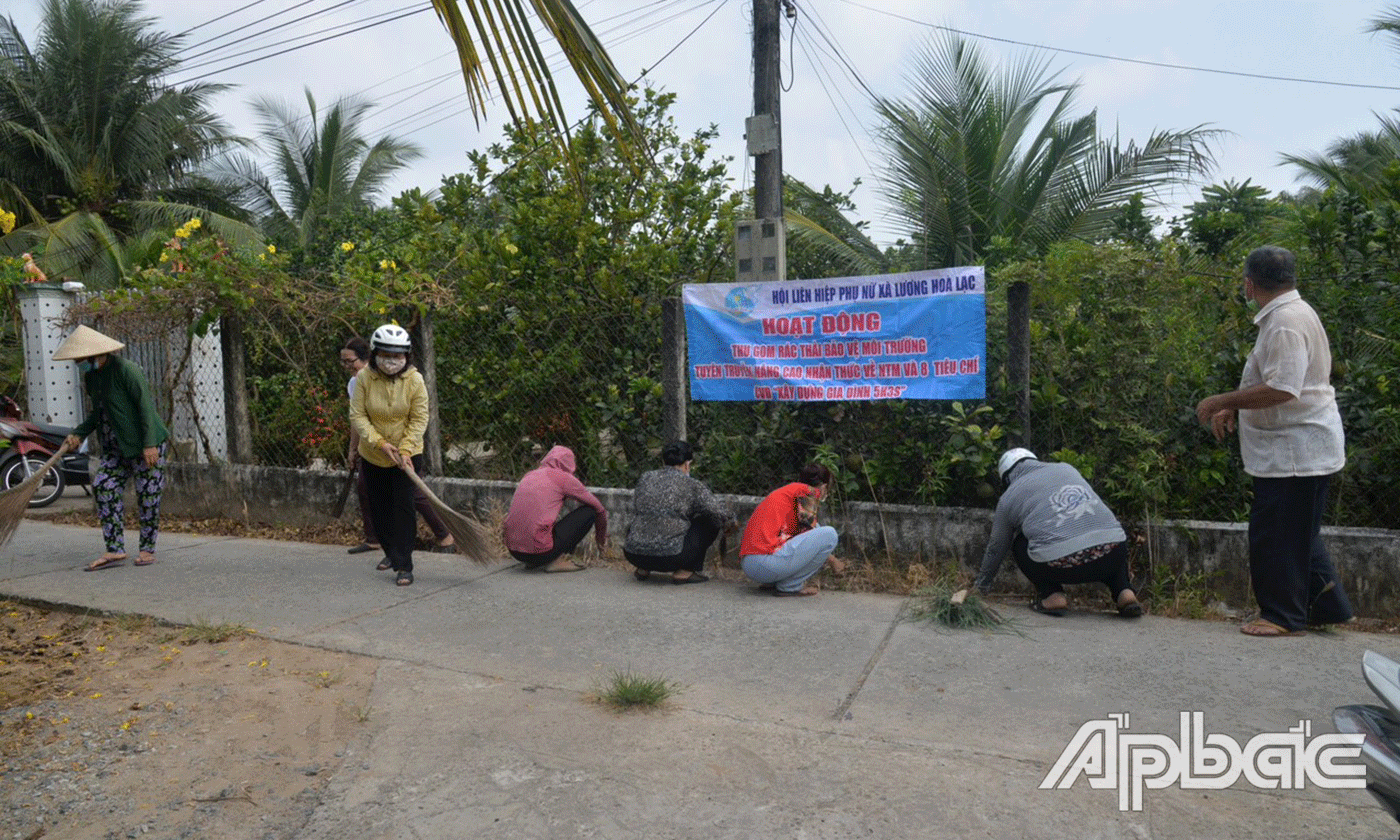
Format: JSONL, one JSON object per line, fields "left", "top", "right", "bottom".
{"left": 1196, "top": 246, "right": 1352, "bottom": 637}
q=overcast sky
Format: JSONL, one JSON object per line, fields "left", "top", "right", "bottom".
{"left": 9, "top": 0, "right": 1400, "bottom": 245}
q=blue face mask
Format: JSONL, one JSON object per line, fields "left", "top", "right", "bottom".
{"left": 78, "top": 358, "right": 98, "bottom": 373}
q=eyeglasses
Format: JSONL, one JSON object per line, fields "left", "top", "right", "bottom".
{"left": 339, "top": 356, "right": 358, "bottom": 366}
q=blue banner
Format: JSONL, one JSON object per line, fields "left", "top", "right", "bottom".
{"left": 683, "top": 267, "right": 985, "bottom": 402}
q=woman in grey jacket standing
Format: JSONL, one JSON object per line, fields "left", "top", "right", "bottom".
{"left": 975, "top": 448, "right": 1142, "bottom": 617}
{"left": 624, "top": 440, "right": 736, "bottom": 585}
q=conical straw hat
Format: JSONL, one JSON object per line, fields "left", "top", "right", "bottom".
{"left": 52, "top": 325, "right": 124, "bottom": 361}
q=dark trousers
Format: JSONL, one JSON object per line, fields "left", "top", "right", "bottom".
{"left": 1249, "top": 475, "right": 1353, "bottom": 631}
{"left": 624, "top": 519, "right": 722, "bottom": 574}
{"left": 363, "top": 455, "right": 422, "bottom": 573}
{"left": 509, "top": 506, "right": 597, "bottom": 568}
{"left": 1012, "top": 534, "right": 1133, "bottom": 600}
{"left": 356, "top": 462, "right": 449, "bottom": 543}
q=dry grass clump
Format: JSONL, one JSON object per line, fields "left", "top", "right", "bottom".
{"left": 177, "top": 618, "right": 255, "bottom": 645}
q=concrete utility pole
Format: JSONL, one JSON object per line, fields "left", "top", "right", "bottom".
{"left": 752, "top": 0, "right": 783, "bottom": 221}
{"left": 736, "top": 0, "right": 787, "bottom": 284}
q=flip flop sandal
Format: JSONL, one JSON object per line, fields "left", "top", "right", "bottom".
{"left": 1240, "top": 618, "right": 1305, "bottom": 637}
{"left": 430, "top": 543, "right": 457, "bottom": 554}
{"left": 1031, "top": 599, "right": 1069, "bottom": 617}
{"left": 376, "top": 559, "right": 392, "bottom": 571}
{"left": 84, "top": 557, "right": 125, "bottom": 572}
{"left": 543, "top": 561, "right": 586, "bottom": 573}
{"left": 347, "top": 543, "right": 379, "bottom": 554}
{"left": 1117, "top": 601, "right": 1144, "bottom": 618}
{"left": 672, "top": 572, "right": 709, "bottom": 585}
{"left": 772, "top": 586, "right": 818, "bottom": 597}
{"left": 134, "top": 554, "right": 156, "bottom": 566}
{"left": 395, "top": 571, "right": 413, "bottom": 586}
{"left": 633, "top": 569, "right": 650, "bottom": 581}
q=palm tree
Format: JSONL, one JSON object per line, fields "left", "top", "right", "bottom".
{"left": 0, "top": 0, "right": 247, "bottom": 285}
{"left": 216, "top": 89, "right": 424, "bottom": 249}
{"left": 429, "top": 0, "right": 639, "bottom": 145}
{"left": 873, "top": 32, "right": 1218, "bottom": 269}
{"left": 783, "top": 177, "right": 890, "bottom": 279}
{"left": 1281, "top": 9, "right": 1400, "bottom": 195}
{"left": 1282, "top": 115, "right": 1400, "bottom": 196}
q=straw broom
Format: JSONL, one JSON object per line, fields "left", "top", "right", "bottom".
{"left": 401, "top": 466, "right": 495, "bottom": 564}
{"left": 0, "top": 442, "right": 70, "bottom": 548}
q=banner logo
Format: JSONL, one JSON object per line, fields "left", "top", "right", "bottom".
{"left": 1041, "top": 712, "right": 1365, "bottom": 811}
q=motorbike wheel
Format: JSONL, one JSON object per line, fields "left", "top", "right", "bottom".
{"left": 1, "top": 456, "right": 65, "bottom": 508}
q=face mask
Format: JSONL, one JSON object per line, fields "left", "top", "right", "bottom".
{"left": 78, "top": 358, "right": 97, "bottom": 373}
{"left": 377, "top": 356, "right": 406, "bottom": 376}
{"left": 1242, "top": 279, "right": 1259, "bottom": 311}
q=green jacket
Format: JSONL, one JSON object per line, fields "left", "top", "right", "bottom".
{"left": 73, "top": 355, "right": 169, "bottom": 458}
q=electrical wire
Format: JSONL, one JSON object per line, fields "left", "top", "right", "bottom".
{"left": 174, "top": 0, "right": 332, "bottom": 56}
{"left": 171, "top": 6, "right": 433, "bottom": 85}
{"left": 175, "top": 4, "right": 422, "bottom": 76}
{"left": 789, "top": 20, "right": 877, "bottom": 188}
{"left": 798, "top": 2, "right": 880, "bottom": 101}
{"left": 170, "top": 0, "right": 271, "bottom": 39}
{"left": 837, "top": 0, "right": 1400, "bottom": 92}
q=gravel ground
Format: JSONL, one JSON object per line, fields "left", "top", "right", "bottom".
{"left": 0, "top": 601, "right": 379, "bottom": 840}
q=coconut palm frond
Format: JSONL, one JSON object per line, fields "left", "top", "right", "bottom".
{"left": 430, "top": 0, "right": 641, "bottom": 147}
{"left": 875, "top": 31, "right": 1220, "bottom": 268}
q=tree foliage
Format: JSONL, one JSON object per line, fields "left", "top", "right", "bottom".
{"left": 419, "top": 88, "right": 736, "bottom": 483}
{"left": 0, "top": 0, "right": 249, "bottom": 285}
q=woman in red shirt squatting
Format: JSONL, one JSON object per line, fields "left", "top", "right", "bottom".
{"left": 740, "top": 463, "right": 845, "bottom": 596}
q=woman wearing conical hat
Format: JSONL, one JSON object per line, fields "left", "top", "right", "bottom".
{"left": 53, "top": 326, "right": 169, "bottom": 571}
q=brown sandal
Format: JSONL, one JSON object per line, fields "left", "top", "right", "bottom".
{"left": 84, "top": 555, "right": 126, "bottom": 572}
{"left": 1240, "top": 618, "right": 1305, "bottom": 637}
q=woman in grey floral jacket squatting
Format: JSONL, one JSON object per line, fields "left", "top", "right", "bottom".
{"left": 624, "top": 441, "right": 737, "bottom": 585}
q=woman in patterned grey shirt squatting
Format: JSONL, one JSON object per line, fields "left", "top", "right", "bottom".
{"left": 624, "top": 441, "right": 737, "bottom": 585}
{"left": 975, "top": 448, "right": 1143, "bottom": 618}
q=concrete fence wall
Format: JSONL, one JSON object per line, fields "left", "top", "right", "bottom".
{"left": 164, "top": 462, "right": 1400, "bottom": 618}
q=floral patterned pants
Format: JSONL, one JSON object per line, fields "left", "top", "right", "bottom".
{"left": 94, "top": 430, "right": 167, "bottom": 555}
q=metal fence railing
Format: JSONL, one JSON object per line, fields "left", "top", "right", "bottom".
{"left": 17, "top": 286, "right": 1398, "bottom": 532}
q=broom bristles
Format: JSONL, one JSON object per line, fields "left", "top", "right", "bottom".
{"left": 403, "top": 468, "right": 495, "bottom": 565}
{"left": 0, "top": 445, "right": 68, "bottom": 548}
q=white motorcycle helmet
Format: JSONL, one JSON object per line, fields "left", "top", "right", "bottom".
{"left": 370, "top": 323, "right": 411, "bottom": 354}
{"left": 998, "top": 447, "right": 1036, "bottom": 484}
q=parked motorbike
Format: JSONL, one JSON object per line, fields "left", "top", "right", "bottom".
{"left": 1334, "top": 650, "right": 1400, "bottom": 837}
{"left": 0, "top": 396, "right": 91, "bottom": 507}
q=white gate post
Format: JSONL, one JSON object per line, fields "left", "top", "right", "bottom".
{"left": 17, "top": 284, "right": 84, "bottom": 426}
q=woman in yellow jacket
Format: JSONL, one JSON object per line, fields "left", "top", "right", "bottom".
{"left": 349, "top": 324, "right": 428, "bottom": 586}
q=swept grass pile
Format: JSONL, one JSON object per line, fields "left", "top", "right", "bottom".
{"left": 905, "top": 583, "right": 1019, "bottom": 634}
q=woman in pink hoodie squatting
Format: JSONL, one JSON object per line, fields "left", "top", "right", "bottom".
{"left": 502, "top": 445, "right": 609, "bottom": 572}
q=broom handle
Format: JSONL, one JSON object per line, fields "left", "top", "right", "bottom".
{"left": 330, "top": 458, "right": 357, "bottom": 518}
{"left": 400, "top": 462, "right": 445, "bottom": 508}
{"left": 30, "top": 440, "right": 72, "bottom": 476}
